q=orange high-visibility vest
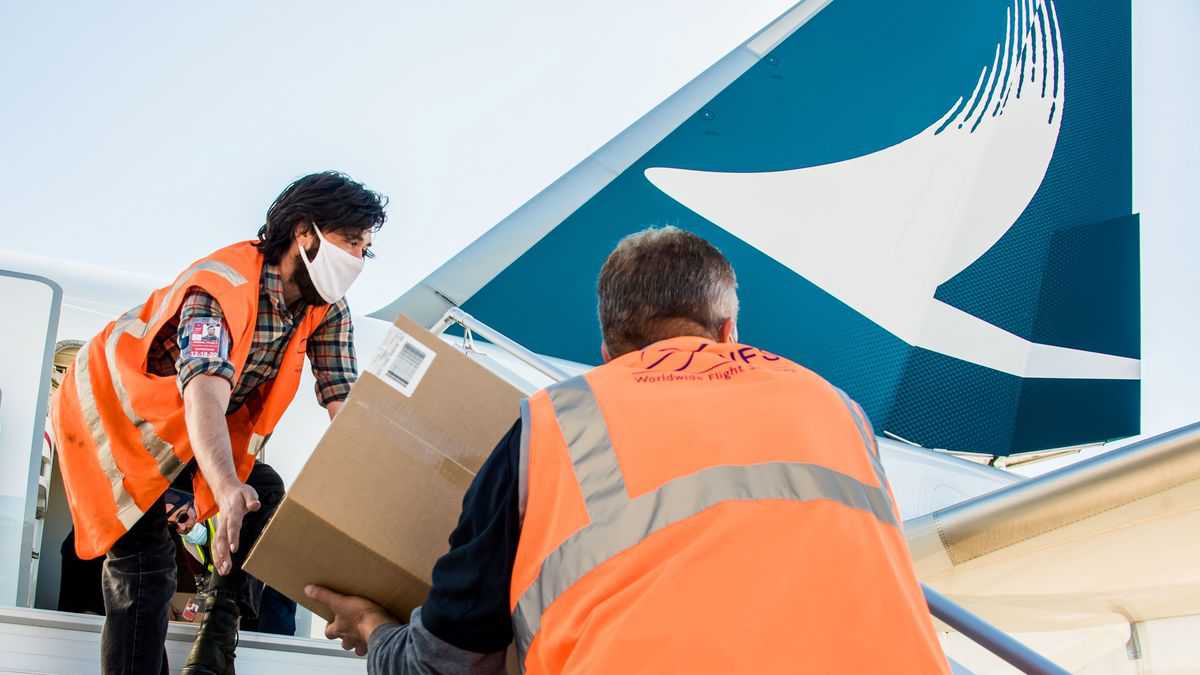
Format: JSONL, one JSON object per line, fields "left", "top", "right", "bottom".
{"left": 510, "top": 337, "right": 950, "bottom": 674}
{"left": 51, "top": 242, "right": 329, "bottom": 559}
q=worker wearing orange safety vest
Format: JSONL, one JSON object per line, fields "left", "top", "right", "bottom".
{"left": 309, "top": 226, "right": 950, "bottom": 675}
{"left": 51, "top": 171, "right": 386, "bottom": 675}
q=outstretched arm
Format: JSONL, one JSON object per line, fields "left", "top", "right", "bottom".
{"left": 183, "top": 374, "right": 260, "bottom": 575}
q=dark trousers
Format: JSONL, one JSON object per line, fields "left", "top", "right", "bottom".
{"left": 58, "top": 529, "right": 107, "bottom": 615}
{"left": 100, "top": 462, "right": 286, "bottom": 675}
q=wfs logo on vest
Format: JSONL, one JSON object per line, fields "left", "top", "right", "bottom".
{"left": 630, "top": 343, "right": 786, "bottom": 384}
{"left": 403, "top": 0, "right": 1138, "bottom": 456}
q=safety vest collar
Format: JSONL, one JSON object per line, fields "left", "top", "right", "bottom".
{"left": 614, "top": 336, "right": 789, "bottom": 374}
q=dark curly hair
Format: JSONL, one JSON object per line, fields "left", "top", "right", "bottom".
{"left": 255, "top": 171, "right": 388, "bottom": 264}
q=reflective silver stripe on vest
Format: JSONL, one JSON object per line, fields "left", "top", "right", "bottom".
{"left": 545, "top": 376, "right": 628, "bottom": 522}
{"left": 513, "top": 461, "right": 898, "bottom": 658}
{"left": 833, "top": 387, "right": 892, "bottom": 494}
{"left": 75, "top": 260, "right": 247, "bottom": 527}
{"left": 248, "top": 432, "right": 269, "bottom": 458}
{"left": 106, "top": 306, "right": 186, "bottom": 488}
{"left": 512, "top": 378, "right": 901, "bottom": 666}
{"left": 74, "top": 340, "right": 143, "bottom": 529}
{"left": 517, "top": 398, "right": 532, "bottom": 521}
{"left": 145, "top": 261, "right": 246, "bottom": 333}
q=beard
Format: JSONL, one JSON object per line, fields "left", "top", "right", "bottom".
{"left": 292, "top": 245, "right": 331, "bottom": 307}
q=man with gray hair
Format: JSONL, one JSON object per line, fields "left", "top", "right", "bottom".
{"left": 596, "top": 225, "right": 739, "bottom": 359}
{"left": 309, "top": 226, "right": 949, "bottom": 674}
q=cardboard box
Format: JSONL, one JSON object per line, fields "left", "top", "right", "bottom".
{"left": 244, "top": 314, "right": 523, "bottom": 623}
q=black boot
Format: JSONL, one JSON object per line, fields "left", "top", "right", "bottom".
{"left": 180, "top": 586, "right": 240, "bottom": 675}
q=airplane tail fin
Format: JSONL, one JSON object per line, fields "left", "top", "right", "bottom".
{"left": 378, "top": 0, "right": 1137, "bottom": 456}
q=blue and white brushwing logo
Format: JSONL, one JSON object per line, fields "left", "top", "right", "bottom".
{"left": 648, "top": 0, "right": 1133, "bottom": 383}
{"left": 452, "top": 0, "right": 1139, "bottom": 455}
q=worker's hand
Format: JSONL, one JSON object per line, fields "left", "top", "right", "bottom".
{"left": 211, "top": 482, "right": 260, "bottom": 575}
{"left": 305, "top": 585, "right": 398, "bottom": 656}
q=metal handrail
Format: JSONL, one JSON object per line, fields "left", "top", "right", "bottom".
{"left": 924, "top": 584, "right": 1070, "bottom": 674}
{"left": 431, "top": 307, "right": 574, "bottom": 382}
{"left": 431, "top": 310, "right": 1071, "bottom": 674}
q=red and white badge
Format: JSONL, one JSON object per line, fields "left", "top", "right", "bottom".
{"left": 186, "top": 318, "right": 224, "bottom": 358}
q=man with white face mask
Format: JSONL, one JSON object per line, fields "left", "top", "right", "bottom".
{"left": 50, "top": 171, "right": 386, "bottom": 675}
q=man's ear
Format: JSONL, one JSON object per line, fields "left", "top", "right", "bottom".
{"left": 293, "top": 219, "right": 315, "bottom": 248}
{"left": 601, "top": 342, "right": 612, "bottom": 364}
{"left": 719, "top": 318, "right": 737, "bottom": 344}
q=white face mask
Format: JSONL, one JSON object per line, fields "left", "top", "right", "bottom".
{"left": 298, "top": 223, "right": 364, "bottom": 304}
{"left": 184, "top": 522, "right": 208, "bottom": 546}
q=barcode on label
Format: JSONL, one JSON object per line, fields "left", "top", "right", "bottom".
{"left": 386, "top": 342, "right": 428, "bottom": 388}
{"left": 369, "top": 327, "right": 437, "bottom": 397}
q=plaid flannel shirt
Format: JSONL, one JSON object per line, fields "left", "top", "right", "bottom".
{"left": 146, "top": 263, "right": 357, "bottom": 413}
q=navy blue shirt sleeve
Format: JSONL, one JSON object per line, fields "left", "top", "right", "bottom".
{"left": 419, "top": 419, "right": 522, "bottom": 654}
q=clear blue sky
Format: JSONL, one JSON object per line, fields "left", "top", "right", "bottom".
{"left": 1, "top": 1, "right": 1196, "bottom": 449}
{"left": 0, "top": 0, "right": 794, "bottom": 305}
